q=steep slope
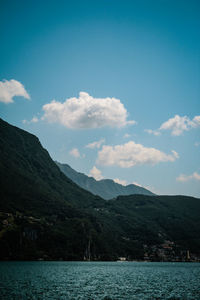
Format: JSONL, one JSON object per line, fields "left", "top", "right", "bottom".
{"left": 0, "top": 118, "right": 105, "bottom": 215}
{"left": 0, "top": 118, "right": 110, "bottom": 260}
{"left": 56, "top": 162, "right": 154, "bottom": 199}
{"left": 0, "top": 118, "right": 200, "bottom": 261}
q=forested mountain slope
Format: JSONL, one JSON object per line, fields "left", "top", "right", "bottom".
{"left": 0, "top": 118, "right": 199, "bottom": 261}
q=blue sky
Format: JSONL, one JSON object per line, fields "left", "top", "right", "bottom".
{"left": 0, "top": 0, "right": 200, "bottom": 197}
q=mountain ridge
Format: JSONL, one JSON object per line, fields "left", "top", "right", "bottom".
{"left": 0, "top": 118, "right": 200, "bottom": 261}
{"left": 56, "top": 162, "right": 154, "bottom": 199}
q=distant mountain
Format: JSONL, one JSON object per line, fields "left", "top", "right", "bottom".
{"left": 56, "top": 162, "right": 154, "bottom": 199}
{"left": 0, "top": 118, "right": 200, "bottom": 262}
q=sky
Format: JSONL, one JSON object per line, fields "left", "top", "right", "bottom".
{"left": 0, "top": 0, "right": 200, "bottom": 197}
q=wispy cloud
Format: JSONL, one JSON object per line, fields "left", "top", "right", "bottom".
{"left": 97, "top": 141, "right": 179, "bottom": 168}
{"left": 132, "top": 181, "right": 157, "bottom": 194}
{"left": 69, "top": 148, "right": 81, "bottom": 158}
{"left": 124, "top": 133, "right": 131, "bottom": 138}
{"left": 42, "top": 92, "right": 136, "bottom": 129}
{"left": 132, "top": 181, "right": 142, "bottom": 187}
{"left": 144, "top": 129, "right": 161, "bottom": 136}
{"left": 0, "top": 79, "right": 30, "bottom": 103}
{"left": 86, "top": 138, "right": 105, "bottom": 149}
{"left": 146, "top": 115, "right": 200, "bottom": 136}
{"left": 22, "top": 116, "right": 39, "bottom": 124}
{"left": 89, "top": 166, "right": 103, "bottom": 180}
{"left": 176, "top": 172, "right": 200, "bottom": 182}
{"left": 194, "top": 142, "right": 200, "bottom": 147}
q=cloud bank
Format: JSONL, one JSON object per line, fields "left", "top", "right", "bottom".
{"left": 0, "top": 79, "right": 30, "bottom": 103}
{"left": 176, "top": 172, "right": 200, "bottom": 182}
{"left": 97, "top": 141, "right": 179, "bottom": 168}
{"left": 42, "top": 92, "right": 135, "bottom": 129}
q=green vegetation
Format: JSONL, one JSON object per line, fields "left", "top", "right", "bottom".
{"left": 0, "top": 118, "right": 200, "bottom": 261}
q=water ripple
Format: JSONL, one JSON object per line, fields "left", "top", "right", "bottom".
{"left": 0, "top": 262, "right": 200, "bottom": 299}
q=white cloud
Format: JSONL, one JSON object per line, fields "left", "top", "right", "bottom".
{"left": 176, "top": 172, "right": 200, "bottom": 182}
{"left": 192, "top": 116, "right": 200, "bottom": 127}
{"left": 132, "top": 181, "right": 158, "bottom": 194}
{"left": 69, "top": 148, "right": 80, "bottom": 158}
{"left": 132, "top": 181, "right": 142, "bottom": 187}
{"left": 144, "top": 129, "right": 161, "bottom": 136}
{"left": 0, "top": 79, "right": 30, "bottom": 103}
{"left": 31, "top": 117, "right": 39, "bottom": 123}
{"left": 159, "top": 115, "right": 193, "bottom": 136}
{"left": 97, "top": 141, "right": 179, "bottom": 168}
{"left": 22, "top": 116, "right": 39, "bottom": 124}
{"left": 86, "top": 138, "right": 105, "bottom": 149}
{"left": 89, "top": 166, "right": 103, "bottom": 180}
{"left": 146, "top": 115, "right": 200, "bottom": 136}
{"left": 143, "top": 184, "right": 160, "bottom": 194}
{"left": 42, "top": 92, "right": 135, "bottom": 129}
{"left": 114, "top": 178, "right": 127, "bottom": 186}
{"left": 159, "top": 115, "right": 200, "bottom": 136}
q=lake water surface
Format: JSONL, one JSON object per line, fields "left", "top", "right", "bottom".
{"left": 0, "top": 261, "right": 199, "bottom": 299}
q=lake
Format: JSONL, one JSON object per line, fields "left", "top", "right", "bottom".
{"left": 0, "top": 261, "right": 199, "bottom": 299}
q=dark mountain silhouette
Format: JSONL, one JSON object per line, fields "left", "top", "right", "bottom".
{"left": 0, "top": 118, "right": 199, "bottom": 261}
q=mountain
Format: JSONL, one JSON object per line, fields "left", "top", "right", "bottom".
{"left": 0, "top": 118, "right": 109, "bottom": 260}
{"left": 0, "top": 118, "right": 200, "bottom": 262}
{"left": 56, "top": 162, "right": 154, "bottom": 199}
{"left": 0, "top": 118, "right": 105, "bottom": 214}
{"left": 108, "top": 194, "right": 200, "bottom": 259}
